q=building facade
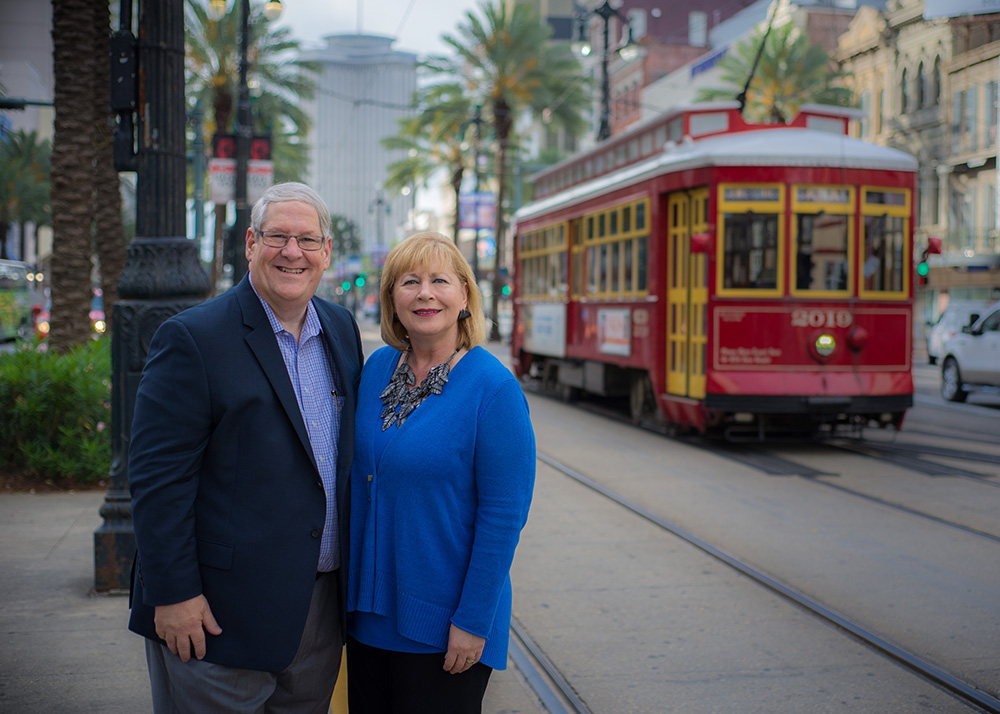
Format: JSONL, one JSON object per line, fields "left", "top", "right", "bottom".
{"left": 837, "top": 0, "right": 1000, "bottom": 313}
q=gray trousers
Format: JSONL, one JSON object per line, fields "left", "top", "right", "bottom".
{"left": 145, "top": 571, "right": 341, "bottom": 714}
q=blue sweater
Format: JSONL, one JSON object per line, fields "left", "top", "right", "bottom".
{"left": 347, "top": 345, "right": 535, "bottom": 670}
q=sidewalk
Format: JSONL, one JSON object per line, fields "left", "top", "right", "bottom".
{"left": 0, "top": 491, "right": 542, "bottom": 714}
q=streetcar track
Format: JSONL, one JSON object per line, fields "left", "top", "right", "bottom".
{"left": 508, "top": 617, "right": 592, "bottom": 714}
{"left": 795, "top": 474, "right": 1000, "bottom": 544}
{"left": 831, "top": 441, "right": 1000, "bottom": 482}
{"left": 903, "top": 426, "right": 1000, "bottom": 448}
{"left": 535, "top": 450, "right": 1000, "bottom": 714}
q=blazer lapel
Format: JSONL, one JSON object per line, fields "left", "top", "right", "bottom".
{"left": 237, "top": 281, "right": 316, "bottom": 467}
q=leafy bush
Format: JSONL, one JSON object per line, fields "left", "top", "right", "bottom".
{"left": 0, "top": 338, "right": 111, "bottom": 483}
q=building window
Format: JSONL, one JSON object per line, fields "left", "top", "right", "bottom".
{"left": 932, "top": 57, "right": 941, "bottom": 105}
{"left": 917, "top": 61, "right": 925, "bottom": 108}
{"left": 860, "top": 90, "right": 871, "bottom": 138}
{"left": 967, "top": 85, "right": 979, "bottom": 151}
{"left": 901, "top": 67, "right": 909, "bottom": 114}
{"left": 953, "top": 90, "right": 965, "bottom": 152}
{"left": 877, "top": 88, "right": 885, "bottom": 134}
{"left": 989, "top": 81, "right": 998, "bottom": 147}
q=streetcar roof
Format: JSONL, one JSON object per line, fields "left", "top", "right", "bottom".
{"left": 515, "top": 128, "right": 917, "bottom": 222}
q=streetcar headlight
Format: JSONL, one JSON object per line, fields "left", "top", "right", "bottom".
{"left": 814, "top": 334, "right": 836, "bottom": 358}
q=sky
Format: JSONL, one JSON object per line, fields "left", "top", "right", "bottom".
{"left": 276, "top": 0, "right": 483, "bottom": 58}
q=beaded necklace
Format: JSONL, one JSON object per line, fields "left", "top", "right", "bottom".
{"left": 379, "top": 349, "right": 459, "bottom": 430}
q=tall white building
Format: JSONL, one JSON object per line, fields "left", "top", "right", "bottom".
{"left": 302, "top": 34, "right": 417, "bottom": 262}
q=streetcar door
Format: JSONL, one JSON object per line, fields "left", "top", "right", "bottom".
{"left": 666, "top": 189, "right": 708, "bottom": 399}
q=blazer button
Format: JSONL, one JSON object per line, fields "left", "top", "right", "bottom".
{"left": 311, "top": 528, "right": 321, "bottom": 538}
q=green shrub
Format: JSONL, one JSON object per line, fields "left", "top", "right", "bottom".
{"left": 0, "top": 338, "right": 111, "bottom": 483}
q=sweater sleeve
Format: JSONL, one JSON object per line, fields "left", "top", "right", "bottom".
{"left": 450, "top": 377, "right": 535, "bottom": 637}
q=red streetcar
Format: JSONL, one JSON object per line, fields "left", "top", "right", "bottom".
{"left": 511, "top": 102, "right": 918, "bottom": 439}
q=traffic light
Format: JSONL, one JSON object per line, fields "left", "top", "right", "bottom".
{"left": 916, "top": 258, "right": 929, "bottom": 286}
{"left": 916, "top": 237, "right": 941, "bottom": 288}
{"left": 341, "top": 279, "right": 351, "bottom": 291}
{"left": 354, "top": 272, "right": 366, "bottom": 288}
{"left": 501, "top": 283, "right": 512, "bottom": 297}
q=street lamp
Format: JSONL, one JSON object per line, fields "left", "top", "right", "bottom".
{"left": 97, "top": 0, "right": 211, "bottom": 591}
{"left": 573, "top": 1, "right": 639, "bottom": 142}
{"left": 461, "top": 104, "right": 486, "bottom": 282}
{"left": 208, "top": 0, "right": 282, "bottom": 284}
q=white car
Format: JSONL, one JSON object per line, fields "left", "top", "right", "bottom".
{"left": 924, "top": 300, "right": 993, "bottom": 364}
{"left": 940, "top": 300, "right": 1000, "bottom": 402}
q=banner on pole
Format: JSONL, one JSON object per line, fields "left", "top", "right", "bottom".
{"left": 208, "top": 158, "right": 274, "bottom": 205}
{"left": 459, "top": 191, "right": 495, "bottom": 230}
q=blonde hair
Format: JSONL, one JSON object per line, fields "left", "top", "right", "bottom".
{"left": 379, "top": 231, "right": 487, "bottom": 351}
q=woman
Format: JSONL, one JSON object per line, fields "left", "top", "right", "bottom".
{"left": 346, "top": 231, "right": 535, "bottom": 713}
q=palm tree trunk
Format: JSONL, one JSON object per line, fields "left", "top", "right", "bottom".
{"left": 451, "top": 166, "right": 464, "bottom": 245}
{"left": 50, "top": 0, "right": 100, "bottom": 351}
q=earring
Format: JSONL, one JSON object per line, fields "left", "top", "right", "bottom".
{"left": 457, "top": 308, "right": 472, "bottom": 321}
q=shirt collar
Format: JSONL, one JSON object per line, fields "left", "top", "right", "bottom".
{"left": 249, "top": 274, "right": 322, "bottom": 340}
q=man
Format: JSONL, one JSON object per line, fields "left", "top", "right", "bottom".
{"left": 128, "top": 182, "right": 363, "bottom": 713}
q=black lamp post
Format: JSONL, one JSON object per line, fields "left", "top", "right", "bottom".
{"left": 462, "top": 104, "right": 486, "bottom": 282}
{"left": 97, "top": 0, "right": 211, "bottom": 591}
{"left": 574, "top": 1, "right": 638, "bottom": 142}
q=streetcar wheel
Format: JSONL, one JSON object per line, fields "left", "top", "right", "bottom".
{"left": 941, "top": 358, "right": 968, "bottom": 403}
{"left": 629, "top": 372, "right": 656, "bottom": 424}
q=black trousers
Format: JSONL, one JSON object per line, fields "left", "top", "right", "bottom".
{"left": 346, "top": 636, "right": 492, "bottom": 714}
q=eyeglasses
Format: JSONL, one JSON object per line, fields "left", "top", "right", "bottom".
{"left": 256, "top": 231, "right": 327, "bottom": 251}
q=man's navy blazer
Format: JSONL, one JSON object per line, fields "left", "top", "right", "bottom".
{"left": 128, "top": 277, "right": 363, "bottom": 672}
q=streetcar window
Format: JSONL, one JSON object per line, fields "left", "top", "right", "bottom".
{"left": 623, "top": 206, "right": 632, "bottom": 232}
{"left": 722, "top": 212, "right": 779, "bottom": 290}
{"left": 598, "top": 214, "right": 606, "bottom": 238}
{"left": 610, "top": 210, "right": 618, "bottom": 236}
{"left": 795, "top": 212, "right": 849, "bottom": 291}
{"left": 588, "top": 246, "right": 598, "bottom": 294}
{"left": 624, "top": 240, "right": 634, "bottom": 291}
{"left": 637, "top": 237, "right": 648, "bottom": 292}
{"left": 862, "top": 213, "right": 905, "bottom": 293}
{"left": 610, "top": 243, "right": 620, "bottom": 293}
{"left": 636, "top": 203, "right": 646, "bottom": 231}
{"left": 599, "top": 244, "right": 609, "bottom": 294}
{"left": 573, "top": 248, "right": 584, "bottom": 298}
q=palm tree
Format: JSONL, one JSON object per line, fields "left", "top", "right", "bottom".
{"left": 696, "top": 22, "right": 852, "bottom": 124}
{"left": 428, "top": 0, "right": 590, "bottom": 339}
{"left": 0, "top": 130, "right": 50, "bottom": 261}
{"left": 49, "top": 0, "right": 101, "bottom": 351}
{"left": 185, "top": 0, "right": 318, "bottom": 291}
{"left": 382, "top": 80, "right": 476, "bottom": 245}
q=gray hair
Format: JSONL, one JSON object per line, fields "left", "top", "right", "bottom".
{"left": 250, "top": 182, "right": 332, "bottom": 237}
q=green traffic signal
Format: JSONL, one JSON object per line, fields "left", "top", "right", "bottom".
{"left": 917, "top": 261, "right": 929, "bottom": 277}
{"left": 355, "top": 275, "right": 366, "bottom": 288}
{"left": 342, "top": 280, "right": 351, "bottom": 291}
{"left": 501, "top": 284, "right": 512, "bottom": 296}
